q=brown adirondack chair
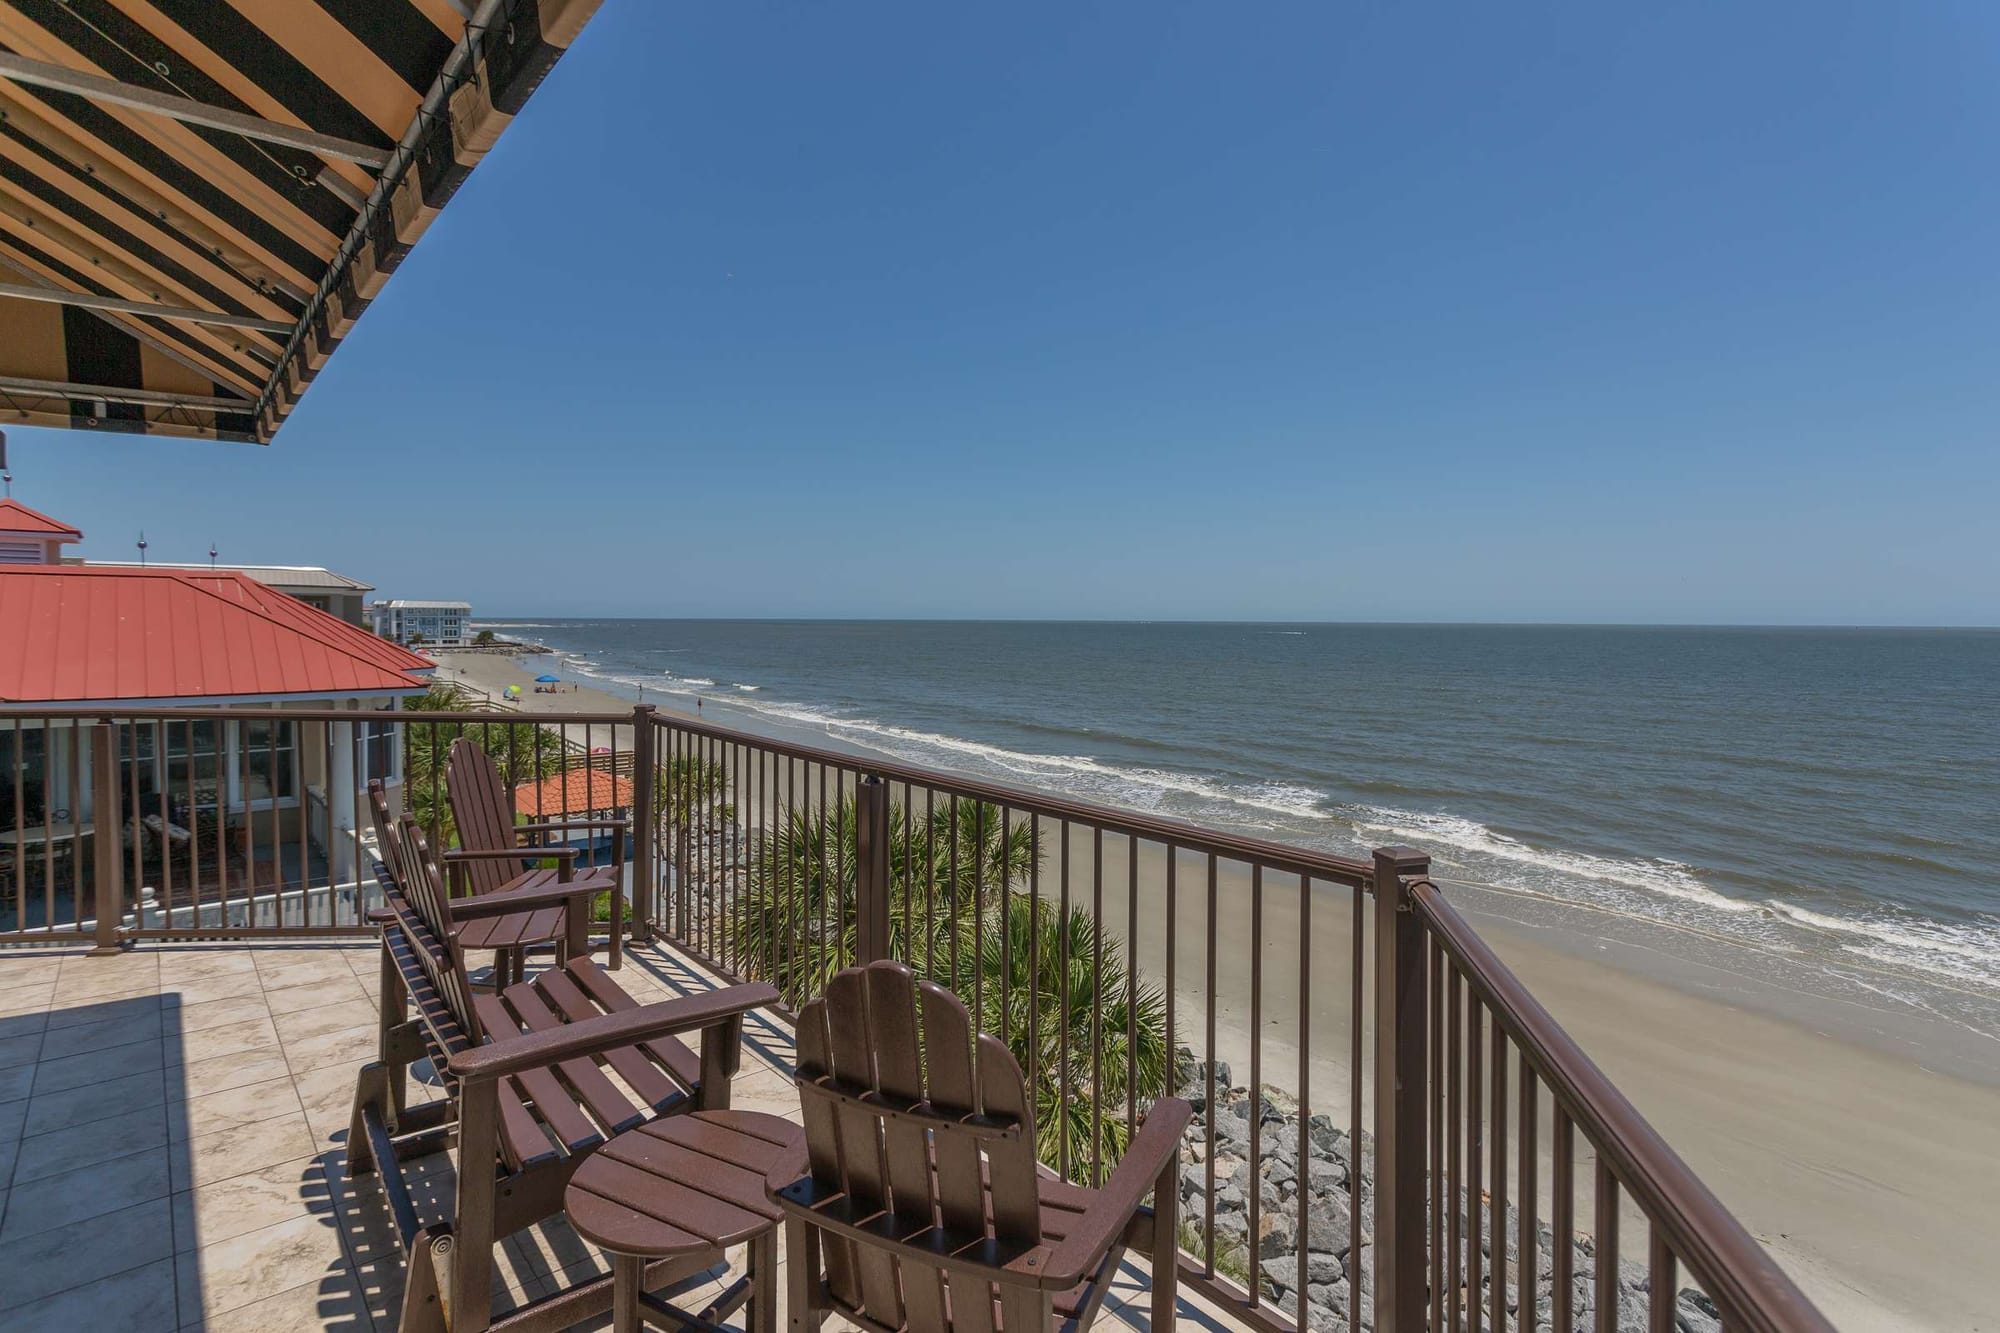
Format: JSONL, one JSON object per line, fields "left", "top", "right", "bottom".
{"left": 349, "top": 782, "right": 779, "bottom": 1333}
{"left": 445, "top": 737, "right": 627, "bottom": 982}
{"left": 769, "top": 960, "right": 1192, "bottom": 1333}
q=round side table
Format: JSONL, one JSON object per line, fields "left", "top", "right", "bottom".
{"left": 565, "top": 1109, "right": 802, "bottom": 1333}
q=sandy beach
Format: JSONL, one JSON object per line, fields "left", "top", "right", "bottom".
{"left": 434, "top": 647, "right": 1998, "bottom": 1330}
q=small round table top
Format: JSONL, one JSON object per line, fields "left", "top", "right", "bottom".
{"left": 565, "top": 1109, "right": 803, "bottom": 1259}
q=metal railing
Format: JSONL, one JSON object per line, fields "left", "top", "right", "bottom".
{"left": 639, "top": 711, "right": 1831, "bottom": 1333}
{"left": 0, "top": 701, "right": 1831, "bottom": 1332}
{"left": 0, "top": 706, "right": 637, "bottom": 952}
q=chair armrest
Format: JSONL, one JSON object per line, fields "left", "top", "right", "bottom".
{"left": 447, "top": 879, "right": 597, "bottom": 919}
{"left": 1039, "top": 1096, "right": 1192, "bottom": 1287}
{"left": 515, "top": 820, "right": 628, "bottom": 836}
{"left": 448, "top": 981, "right": 779, "bottom": 1081}
{"left": 442, "top": 846, "right": 579, "bottom": 865}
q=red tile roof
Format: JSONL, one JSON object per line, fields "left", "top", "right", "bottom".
{"left": 0, "top": 565, "right": 434, "bottom": 704}
{"left": 514, "top": 768, "right": 634, "bottom": 819}
{"left": 0, "top": 499, "right": 82, "bottom": 540}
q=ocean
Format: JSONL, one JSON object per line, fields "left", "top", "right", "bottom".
{"left": 480, "top": 619, "right": 2000, "bottom": 1042}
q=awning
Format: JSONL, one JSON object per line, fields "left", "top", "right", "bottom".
{"left": 0, "top": 0, "right": 602, "bottom": 444}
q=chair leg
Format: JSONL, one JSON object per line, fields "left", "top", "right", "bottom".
{"left": 749, "top": 1229, "right": 777, "bottom": 1333}
{"left": 612, "top": 1253, "right": 643, "bottom": 1333}
{"left": 1149, "top": 1160, "right": 1181, "bottom": 1332}
{"left": 346, "top": 1062, "right": 390, "bottom": 1177}
{"left": 785, "top": 1219, "right": 823, "bottom": 1332}
{"left": 397, "top": 1226, "right": 450, "bottom": 1333}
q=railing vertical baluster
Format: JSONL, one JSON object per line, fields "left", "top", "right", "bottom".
{"left": 972, "top": 801, "right": 985, "bottom": 1025}
{"left": 902, "top": 785, "right": 913, "bottom": 969}
{"left": 948, "top": 794, "right": 961, "bottom": 987}
{"left": 1126, "top": 834, "right": 1139, "bottom": 1138}
{"left": 1493, "top": 1020, "right": 1510, "bottom": 1333}
{"left": 89, "top": 721, "right": 123, "bottom": 953}
{"left": 854, "top": 775, "right": 889, "bottom": 965}
{"left": 923, "top": 787, "right": 936, "bottom": 980}
{"left": 1247, "top": 860, "right": 1262, "bottom": 1303}
{"left": 1431, "top": 932, "right": 1446, "bottom": 1333}
{"left": 1469, "top": 995, "right": 1485, "bottom": 1333}
{"left": 1348, "top": 876, "right": 1363, "bottom": 1321}
{"left": 1059, "top": 820, "right": 1072, "bottom": 1182}
{"left": 1027, "top": 811, "right": 1042, "bottom": 1131}
{"left": 125, "top": 723, "right": 142, "bottom": 921}
{"left": 999, "top": 805, "right": 1013, "bottom": 1040}
{"left": 155, "top": 721, "right": 173, "bottom": 929}
{"left": 627, "top": 704, "right": 655, "bottom": 962}
{"left": 1450, "top": 966, "right": 1464, "bottom": 1333}
{"left": 1203, "top": 850, "right": 1217, "bottom": 1276}
{"left": 1595, "top": 1160, "right": 1620, "bottom": 1333}
{"left": 1553, "top": 1107, "right": 1574, "bottom": 1333}
{"left": 69, "top": 726, "right": 83, "bottom": 929}
{"left": 1296, "top": 868, "right": 1310, "bottom": 1332}
{"left": 1520, "top": 1067, "right": 1540, "bottom": 1333}
{"left": 1091, "top": 826, "right": 1105, "bottom": 1186}
{"left": 1372, "top": 846, "right": 1430, "bottom": 1333}
{"left": 1649, "top": 1229, "right": 1677, "bottom": 1333}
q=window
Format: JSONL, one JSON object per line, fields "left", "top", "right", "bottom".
{"left": 158, "top": 720, "right": 224, "bottom": 813}
{"left": 240, "top": 719, "right": 297, "bottom": 806}
{"left": 362, "top": 720, "right": 400, "bottom": 783}
{"left": 0, "top": 724, "right": 50, "bottom": 822}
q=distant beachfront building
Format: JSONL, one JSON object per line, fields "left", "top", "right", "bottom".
{"left": 370, "top": 598, "right": 472, "bottom": 647}
{"left": 77, "top": 562, "right": 373, "bottom": 626}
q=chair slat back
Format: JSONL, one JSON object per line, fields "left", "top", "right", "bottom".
{"left": 365, "top": 781, "right": 481, "bottom": 1049}
{"left": 794, "top": 960, "right": 1042, "bottom": 1333}
{"left": 445, "top": 737, "right": 527, "bottom": 898}
{"left": 395, "top": 818, "right": 483, "bottom": 1048}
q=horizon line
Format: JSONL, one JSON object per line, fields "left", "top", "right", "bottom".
{"left": 466, "top": 615, "right": 2000, "bottom": 632}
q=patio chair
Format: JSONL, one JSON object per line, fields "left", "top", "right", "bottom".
{"left": 446, "top": 737, "right": 629, "bottom": 979}
{"left": 770, "top": 960, "right": 1193, "bottom": 1333}
{"left": 348, "top": 793, "right": 778, "bottom": 1333}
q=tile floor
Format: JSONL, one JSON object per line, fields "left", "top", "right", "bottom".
{"left": 0, "top": 939, "right": 1249, "bottom": 1332}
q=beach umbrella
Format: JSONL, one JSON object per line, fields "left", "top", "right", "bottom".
{"left": 535, "top": 674, "right": 561, "bottom": 683}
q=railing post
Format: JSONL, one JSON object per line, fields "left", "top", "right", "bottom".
{"left": 89, "top": 721, "right": 126, "bottom": 955}
{"left": 854, "top": 774, "right": 891, "bottom": 964}
{"left": 629, "top": 704, "right": 657, "bottom": 951}
{"left": 1372, "top": 845, "right": 1430, "bottom": 1331}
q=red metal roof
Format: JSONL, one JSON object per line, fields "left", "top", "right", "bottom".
{"left": 0, "top": 565, "right": 433, "bottom": 704}
{"left": 514, "top": 768, "right": 634, "bottom": 819}
{"left": 0, "top": 499, "right": 83, "bottom": 540}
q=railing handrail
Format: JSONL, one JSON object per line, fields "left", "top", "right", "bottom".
{"left": 1411, "top": 879, "right": 1834, "bottom": 1333}
{"left": 647, "top": 710, "right": 1379, "bottom": 890}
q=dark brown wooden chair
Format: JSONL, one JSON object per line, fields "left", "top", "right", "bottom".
{"left": 445, "top": 737, "right": 626, "bottom": 982}
{"left": 770, "top": 960, "right": 1191, "bottom": 1333}
{"left": 348, "top": 787, "right": 778, "bottom": 1333}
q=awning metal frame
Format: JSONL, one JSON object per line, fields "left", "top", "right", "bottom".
{"left": 0, "top": 51, "right": 393, "bottom": 169}
{"left": 0, "top": 279, "right": 292, "bottom": 334}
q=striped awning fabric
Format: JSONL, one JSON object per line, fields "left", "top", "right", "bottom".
{"left": 0, "top": 0, "right": 602, "bottom": 443}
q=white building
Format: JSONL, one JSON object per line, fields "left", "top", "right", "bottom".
{"left": 371, "top": 599, "right": 473, "bottom": 647}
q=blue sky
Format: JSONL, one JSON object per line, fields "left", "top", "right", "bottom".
{"left": 7, "top": 2, "right": 1997, "bottom": 624}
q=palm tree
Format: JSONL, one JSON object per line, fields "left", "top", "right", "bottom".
{"left": 964, "top": 893, "right": 1169, "bottom": 1182}
{"left": 729, "top": 795, "right": 1033, "bottom": 1004}
{"left": 723, "top": 792, "right": 1169, "bottom": 1184}
{"left": 399, "top": 686, "right": 567, "bottom": 845}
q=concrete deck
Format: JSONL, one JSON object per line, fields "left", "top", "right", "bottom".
{"left": 0, "top": 939, "right": 1250, "bottom": 1332}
